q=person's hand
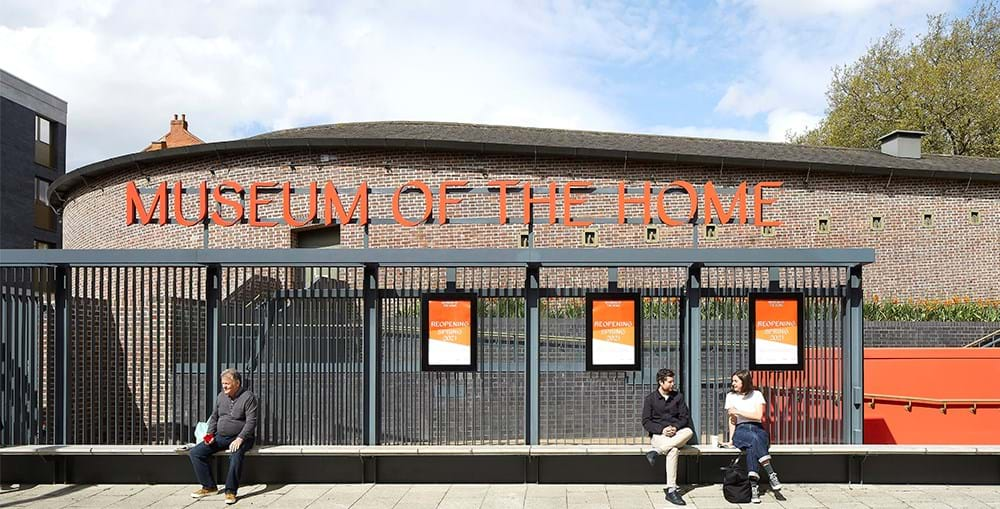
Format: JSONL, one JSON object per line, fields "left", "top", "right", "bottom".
{"left": 662, "top": 426, "right": 676, "bottom": 437}
{"left": 228, "top": 437, "right": 243, "bottom": 453}
{"left": 727, "top": 407, "right": 739, "bottom": 417}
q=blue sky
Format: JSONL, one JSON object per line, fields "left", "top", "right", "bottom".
{"left": 0, "top": 0, "right": 979, "bottom": 170}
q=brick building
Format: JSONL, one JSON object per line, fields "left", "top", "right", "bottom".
{"left": 6, "top": 121, "right": 996, "bottom": 448}
{"left": 48, "top": 121, "right": 999, "bottom": 300}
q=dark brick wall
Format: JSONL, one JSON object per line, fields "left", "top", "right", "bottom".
{"left": 864, "top": 321, "right": 999, "bottom": 347}
{"left": 0, "top": 97, "right": 65, "bottom": 248}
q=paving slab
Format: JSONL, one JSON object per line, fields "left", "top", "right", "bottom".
{"left": 524, "top": 500, "right": 568, "bottom": 509}
{"left": 437, "top": 498, "right": 493, "bottom": 509}
{"left": 7, "top": 483, "right": 1000, "bottom": 508}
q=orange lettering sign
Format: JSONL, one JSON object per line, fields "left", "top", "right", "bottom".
{"left": 122, "top": 179, "right": 782, "bottom": 229}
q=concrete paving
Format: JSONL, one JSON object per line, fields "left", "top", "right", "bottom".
{"left": 2, "top": 483, "right": 999, "bottom": 508}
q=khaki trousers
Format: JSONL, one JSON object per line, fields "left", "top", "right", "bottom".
{"left": 649, "top": 427, "right": 694, "bottom": 488}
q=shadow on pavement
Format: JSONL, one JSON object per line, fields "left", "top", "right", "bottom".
{"left": 0, "top": 484, "right": 91, "bottom": 505}
{"left": 237, "top": 483, "right": 285, "bottom": 500}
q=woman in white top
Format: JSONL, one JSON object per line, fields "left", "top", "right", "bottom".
{"left": 724, "top": 369, "right": 782, "bottom": 503}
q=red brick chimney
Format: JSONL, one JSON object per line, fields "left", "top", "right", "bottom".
{"left": 144, "top": 113, "right": 205, "bottom": 151}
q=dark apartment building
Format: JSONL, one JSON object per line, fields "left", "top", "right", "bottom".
{"left": 0, "top": 70, "right": 67, "bottom": 249}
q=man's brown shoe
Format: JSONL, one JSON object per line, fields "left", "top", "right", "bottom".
{"left": 225, "top": 493, "right": 237, "bottom": 505}
{"left": 191, "top": 487, "right": 215, "bottom": 498}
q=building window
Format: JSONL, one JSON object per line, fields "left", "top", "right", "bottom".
{"left": 35, "top": 115, "right": 54, "bottom": 167}
{"left": 34, "top": 240, "right": 54, "bottom": 249}
{"left": 34, "top": 178, "right": 56, "bottom": 231}
{"left": 292, "top": 225, "right": 341, "bottom": 248}
{"left": 292, "top": 225, "right": 342, "bottom": 289}
{"left": 35, "top": 178, "right": 50, "bottom": 205}
{"left": 969, "top": 210, "right": 981, "bottom": 225}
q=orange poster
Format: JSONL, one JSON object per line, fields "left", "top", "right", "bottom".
{"left": 754, "top": 298, "right": 798, "bottom": 347}
{"left": 428, "top": 300, "right": 472, "bottom": 347}
{"left": 588, "top": 294, "right": 640, "bottom": 369}
{"left": 592, "top": 300, "right": 636, "bottom": 348}
{"left": 751, "top": 293, "right": 803, "bottom": 369}
{"left": 423, "top": 294, "right": 477, "bottom": 370}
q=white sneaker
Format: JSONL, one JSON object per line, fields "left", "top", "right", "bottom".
{"left": 768, "top": 471, "right": 782, "bottom": 491}
{"left": 750, "top": 481, "right": 761, "bottom": 504}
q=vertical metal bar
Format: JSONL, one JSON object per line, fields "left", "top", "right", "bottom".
{"left": 102, "top": 267, "right": 110, "bottom": 444}
{"left": 154, "top": 267, "right": 160, "bottom": 444}
{"left": 205, "top": 264, "right": 221, "bottom": 422}
{"left": 683, "top": 263, "right": 701, "bottom": 443}
{"left": 53, "top": 265, "right": 69, "bottom": 444}
{"left": 842, "top": 265, "right": 864, "bottom": 444}
{"left": 12, "top": 268, "right": 21, "bottom": 445}
{"left": 167, "top": 267, "right": 174, "bottom": 444}
{"left": 363, "top": 263, "right": 379, "bottom": 445}
{"left": 524, "top": 263, "right": 540, "bottom": 445}
{"left": 187, "top": 267, "right": 194, "bottom": 445}
{"left": 1, "top": 269, "right": 7, "bottom": 445}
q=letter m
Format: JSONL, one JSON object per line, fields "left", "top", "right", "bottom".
{"left": 703, "top": 181, "right": 748, "bottom": 225}
{"left": 125, "top": 181, "right": 168, "bottom": 225}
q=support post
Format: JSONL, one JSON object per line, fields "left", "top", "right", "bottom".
{"left": 205, "top": 264, "right": 221, "bottom": 419}
{"left": 683, "top": 263, "right": 702, "bottom": 443}
{"left": 53, "top": 265, "right": 69, "bottom": 444}
{"left": 842, "top": 264, "right": 864, "bottom": 444}
{"left": 525, "top": 263, "right": 540, "bottom": 445}
{"left": 363, "top": 263, "right": 380, "bottom": 445}
{"left": 768, "top": 267, "right": 780, "bottom": 291}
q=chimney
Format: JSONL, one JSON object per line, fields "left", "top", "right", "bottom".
{"left": 878, "top": 130, "right": 926, "bottom": 159}
{"left": 143, "top": 113, "right": 204, "bottom": 152}
{"left": 170, "top": 113, "right": 188, "bottom": 133}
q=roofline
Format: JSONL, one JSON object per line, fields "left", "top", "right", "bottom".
{"left": 877, "top": 130, "right": 928, "bottom": 141}
{"left": 49, "top": 131, "right": 1000, "bottom": 211}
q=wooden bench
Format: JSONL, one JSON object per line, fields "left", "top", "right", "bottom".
{"left": 3, "top": 443, "right": 998, "bottom": 485}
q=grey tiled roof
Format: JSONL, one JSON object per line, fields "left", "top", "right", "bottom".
{"left": 50, "top": 121, "right": 1000, "bottom": 211}
{"left": 253, "top": 121, "right": 1000, "bottom": 178}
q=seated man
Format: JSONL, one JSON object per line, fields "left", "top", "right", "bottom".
{"left": 642, "top": 368, "right": 694, "bottom": 506}
{"left": 190, "top": 369, "right": 259, "bottom": 505}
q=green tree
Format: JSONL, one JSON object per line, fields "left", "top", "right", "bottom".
{"left": 791, "top": 1, "right": 1000, "bottom": 157}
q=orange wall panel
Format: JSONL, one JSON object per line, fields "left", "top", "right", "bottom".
{"left": 864, "top": 348, "right": 1000, "bottom": 444}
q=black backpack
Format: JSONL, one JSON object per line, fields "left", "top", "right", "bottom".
{"left": 721, "top": 453, "right": 751, "bottom": 503}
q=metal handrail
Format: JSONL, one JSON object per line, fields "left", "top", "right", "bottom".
{"left": 864, "top": 393, "right": 1000, "bottom": 414}
{"left": 963, "top": 328, "right": 1000, "bottom": 348}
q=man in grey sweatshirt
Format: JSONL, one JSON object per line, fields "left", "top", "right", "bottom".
{"left": 190, "top": 369, "right": 259, "bottom": 505}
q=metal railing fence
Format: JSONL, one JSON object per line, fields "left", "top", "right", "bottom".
{"left": 699, "top": 266, "right": 847, "bottom": 445}
{"left": 0, "top": 248, "right": 871, "bottom": 447}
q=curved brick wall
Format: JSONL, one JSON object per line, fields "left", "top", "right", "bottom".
{"left": 61, "top": 148, "right": 1000, "bottom": 299}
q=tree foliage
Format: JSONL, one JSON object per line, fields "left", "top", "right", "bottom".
{"left": 791, "top": 1, "right": 1000, "bottom": 157}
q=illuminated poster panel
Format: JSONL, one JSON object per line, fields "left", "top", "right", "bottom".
{"left": 586, "top": 292, "right": 641, "bottom": 371}
{"left": 749, "top": 292, "right": 805, "bottom": 370}
{"left": 421, "top": 292, "right": 477, "bottom": 371}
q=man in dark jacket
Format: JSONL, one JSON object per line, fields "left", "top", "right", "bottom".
{"left": 642, "top": 368, "right": 694, "bottom": 506}
{"left": 190, "top": 369, "right": 259, "bottom": 505}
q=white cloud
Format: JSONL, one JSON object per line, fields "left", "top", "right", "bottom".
{"left": 1, "top": 0, "right": 681, "bottom": 170}
{"left": 710, "top": 0, "right": 957, "bottom": 134}
{"left": 737, "top": 0, "right": 953, "bottom": 19}
{"left": 646, "top": 107, "right": 821, "bottom": 143}
{"left": 764, "top": 108, "right": 822, "bottom": 141}
{"left": 645, "top": 125, "right": 771, "bottom": 142}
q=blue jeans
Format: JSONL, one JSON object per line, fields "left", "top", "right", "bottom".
{"left": 732, "top": 422, "right": 771, "bottom": 477}
{"left": 190, "top": 435, "right": 255, "bottom": 494}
